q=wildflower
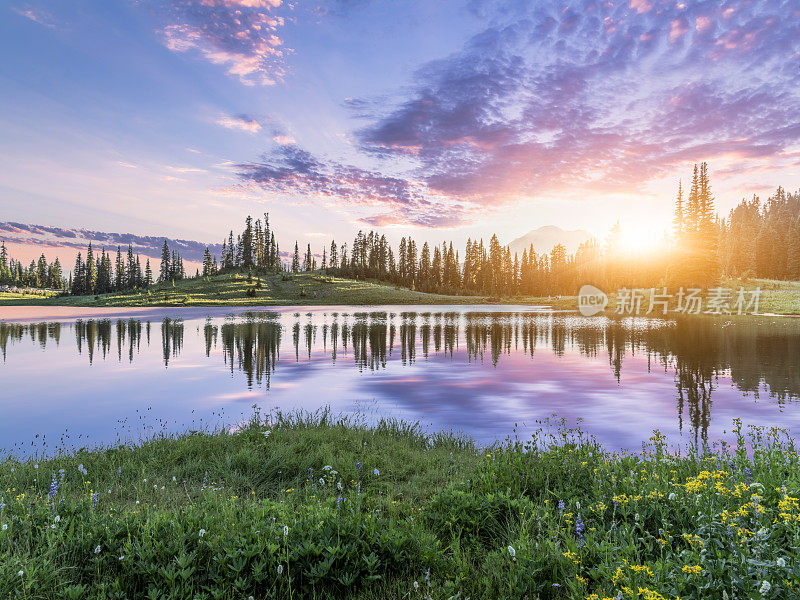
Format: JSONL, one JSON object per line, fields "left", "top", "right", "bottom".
{"left": 54, "top": 515, "right": 60, "bottom": 523}
{"left": 558, "top": 500, "right": 565, "bottom": 514}
{"left": 119, "top": 555, "right": 125, "bottom": 561}
{"left": 91, "top": 492, "right": 99, "bottom": 510}
{"left": 336, "top": 496, "right": 343, "bottom": 509}
{"left": 283, "top": 525, "right": 289, "bottom": 537}
{"left": 374, "top": 468, "right": 380, "bottom": 476}
{"left": 78, "top": 464, "right": 87, "bottom": 475}
{"left": 323, "top": 465, "right": 332, "bottom": 471}
{"left": 18, "top": 570, "right": 23, "bottom": 577}
{"left": 94, "top": 545, "right": 101, "bottom": 554}
{"left": 277, "top": 564, "right": 284, "bottom": 574}
{"left": 507, "top": 545, "right": 516, "bottom": 560}
{"left": 337, "top": 481, "right": 342, "bottom": 490}
{"left": 575, "top": 513, "right": 585, "bottom": 546}
{"left": 760, "top": 581, "right": 771, "bottom": 594}
{"left": 199, "top": 529, "right": 206, "bottom": 537}
{"left": 2, "top": 524, "right": 7, "bottom": 531}
{"left": 777, "top": 558, "right": 786, "bottom": 568}
{"left": 263, "top": 430, "right": 271, "bottom": 437}
{"left": 356, "top": 461, "right": 362, "bottom": 471}
{"left": 668, "top": 492, "right": 676, "bottom": 500}
{"left": 48, "top": 473, "right": 60, "bottom": 504}
{"left": 413, "top": 581, "right": 419, "bottom": 589}
{"left": 682, "top": 565, "right": 702, "bottom": 575}
{"left": 319, "top": 478, "right": 325, "bottom": 485}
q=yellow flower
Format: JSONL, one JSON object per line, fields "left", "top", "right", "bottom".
{"left": 682, "top": 565, "right": 702, "bottom": 575}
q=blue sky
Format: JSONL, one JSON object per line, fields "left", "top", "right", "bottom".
{"left": 1, "top": 0, "right": 799, "bottom": 258}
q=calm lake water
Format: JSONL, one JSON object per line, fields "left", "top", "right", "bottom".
{"left": 1, "top": 306, "right": 799, "bottom": 456}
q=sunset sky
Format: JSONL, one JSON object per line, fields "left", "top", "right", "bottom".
{"left": 1, "top": 0, "right": 799, "bottom": 259}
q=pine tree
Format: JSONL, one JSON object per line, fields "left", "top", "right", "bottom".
{"left": 292, "top": 242, "right": 300, "bottom": 273}
{"left": 85, "top": 243, "right": 97, "bottom": 294}
{"left": 72, "top": 253, "right": 85, "bottom": 295}
{"left": 144, "top": 260, "right": 153, "bottom": 287}
{"left": 329, "top": 240, "right": 337, "bottom": 271}
{"left": 159, "top": 241, "right": 170, "bottom": 282}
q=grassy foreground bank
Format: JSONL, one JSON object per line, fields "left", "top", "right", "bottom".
{"left": 2, "top": 413, "right": 799, "bottom": 599}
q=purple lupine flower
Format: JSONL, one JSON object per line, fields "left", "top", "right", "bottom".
{"left": 558, "top": 500, "right": 565, "bottom": 515}
{"left": 336, "top": 496, "right": 343, "bottom": 509}
{"left": 575, "top": 513, "right": 585, "bottom": 546}
{"left": 356, "top": 462, "right": 362, "bottom": 472}
{"left": 48, "top": 474, "right": 60, "bottom": 505}
{"left": 91, "top": 492, "right": 99, "bottom": 510}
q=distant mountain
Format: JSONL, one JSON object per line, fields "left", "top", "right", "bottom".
{"left": 0, "top": 221, "right": 222, "bottom": 263}
{"left": 508, "top": 225, "right": 592, "bottom": 256}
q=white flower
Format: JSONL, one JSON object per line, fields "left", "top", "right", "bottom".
{"left": 199, "top": 529, "right": 206, "bottom": 537}
{"left": 263, "top": 430, "right": 271, "bottom": 438}
{"left": 319, "top": 478, "right": 325, "bottom": 485}
{"left": 17, "top": 570, "right": 23, "bottom": 577}
{"left": 54, "top": 515, "right": 60, "bottom": 523}
{"left": 337, "top": 481, "right": 342, "bottom": 490}
{"left": 322, "top": 465, "right": 332, "bottom": 471}
{"left": 760, "top": 580, "right": 771, "bottom": 594}
{"left": 94, "top": 545, "right": 101, "bottom": 554}
{"left": 777, "top": 558, "right": 786, "bottom": 568}
{"left": 373, "top": 468, "right": 380, "bottom": 476}
{"left": 2, "top": 524, "right": 7, "bottom": 531}
{"left": 283, "top": 525, "right": 289, "bottom": 537}
{"left": 277, "top": 564, "right": 284, "bottom": 574}
{"left": 507, "top": 545, "right": 516, "bottom": 558}
{"left": 575, "top": 501, "right": 581, "bottom": 509}
{"left": 413, "top": 581, "right": 419, "bottom": 589}
{"left": 668, "top": 493, "right": 676, "bottom": 500}
{"left": 172, "top": 476, "right": 176, "bottom": 482}
{"left": 119, "top": 556, "right": 125, "bottom": 561}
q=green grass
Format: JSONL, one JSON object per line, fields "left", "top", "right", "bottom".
{"left": 0, "top": 271, "right": 569, "bottom": 309}
{"left": 1, "top": 273, "right": 797, "bottom": 314}
{"left": 2, "top": 411, "right": 799, "bottom": 599}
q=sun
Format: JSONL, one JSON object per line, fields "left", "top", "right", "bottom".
{"left": 617, "top": 223, "right": 663, "bottom": 254}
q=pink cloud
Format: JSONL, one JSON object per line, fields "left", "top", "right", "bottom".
{"left": 669, "top": 17, "right": 689, "bottom": 42}
{"left": 157, "top": 0, "right": 290, "bottom": 86}
{"left": 215, "top": 114, "right": 263, "bottom": 133}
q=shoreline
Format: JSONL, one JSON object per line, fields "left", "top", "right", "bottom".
{"left": 1, "top": 413, "right": 797, "bottom": 599}
{"left": 1, "top": 303, "right": 797, "bottom": 323}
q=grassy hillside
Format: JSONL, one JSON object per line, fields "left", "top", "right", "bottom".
{"left": 1, "top": 411, "right": 798, "bottom": 599}
{"left": 0, "top": 272, "right": 797, "bottom": 314}
{"left": 0, "top": 271, "right": 570, "bottom": 308}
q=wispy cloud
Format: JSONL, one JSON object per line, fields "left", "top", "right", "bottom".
{"left": 153, "top": 0, "right": 291, "bottom": 86}
{"left": 13, "top": 5, "right": 56, "bottom": 28}
{"left": 346, "top": 0, "right": 800, "bottom": 221}
{"left": 215, "top": 113, "right": 263, "bottom": 133}
{"left": 235, "top": 144, "right": 470, "bottom": 227}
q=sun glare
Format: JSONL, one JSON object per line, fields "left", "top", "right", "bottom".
{"left": 618, "top": 224, "right": 663, "bottom": 254}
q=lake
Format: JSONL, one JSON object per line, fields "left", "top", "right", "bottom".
{"left": 1, "top": 306, "right": 799, "bottom": 456}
